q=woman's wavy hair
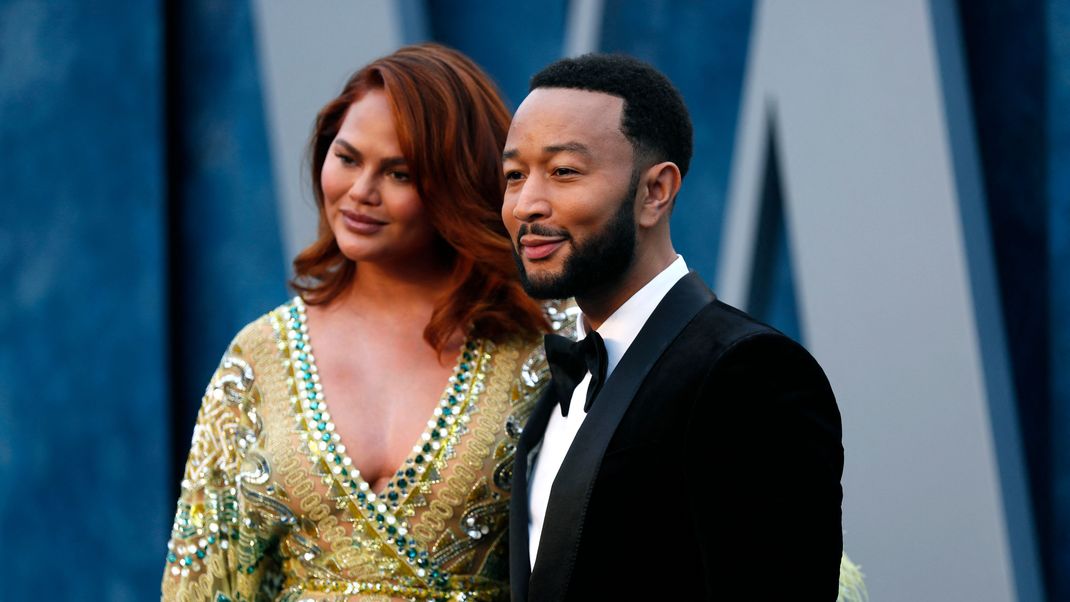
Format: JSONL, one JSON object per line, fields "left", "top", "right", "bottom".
{"left": 291, "top": 43, "right": 548, "bottom": 352}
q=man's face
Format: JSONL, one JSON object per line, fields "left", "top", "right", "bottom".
{"left": 502, "top": 88, "right": 639, "bottom": 299}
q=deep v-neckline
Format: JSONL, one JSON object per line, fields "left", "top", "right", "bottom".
{"left": 300, "top": 302, "right": 467, "bottom": 496}
{"left": 271, "top": 298, "right": 494, "bottom": 590}
{"left": 283, "top": 297, "right": 485, "bottom": 501}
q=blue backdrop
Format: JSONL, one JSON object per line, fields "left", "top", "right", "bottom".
{"left": 1046, "top": 1, "right": 1070, "bottom": 593}
{"left": 1, "top": 0, "right": 1067, "bottom": 599}
{"left": 0, "top": 2, "right": 169, "bottom": 598}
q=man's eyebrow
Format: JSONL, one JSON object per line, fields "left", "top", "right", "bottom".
{"left": 502, "top": 142, "right": 591, "bottom": 162}
{"left": 544, "top": 142, "right": 592, "bottom": 157}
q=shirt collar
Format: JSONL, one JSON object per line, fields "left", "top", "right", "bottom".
{"left": 575, "top": 255, "right": 689, "bottom": 377}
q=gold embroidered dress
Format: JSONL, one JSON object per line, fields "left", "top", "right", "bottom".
{"left": 162, "top": 298, "right": 549, "bottom": 602}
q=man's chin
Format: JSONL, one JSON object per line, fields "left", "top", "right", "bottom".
{"left": 518, "top": 268, "right": 573, "bottom": 300}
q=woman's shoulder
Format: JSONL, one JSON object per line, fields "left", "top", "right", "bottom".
{"left": 499, "top": 299, "right": 579, "bottom": 391}
{"left": 199, "top": 299, "right": 302, "bottom": 416}
{"left": 498, "top": 298, "right": 578, "bottom": 354}
{"left": 223, "top": 297, "right": 304, "bottom": 359}
{"left": 541, "top": 298, "right": 581, "bottom": 338}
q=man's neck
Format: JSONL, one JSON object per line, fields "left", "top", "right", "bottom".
{"left": 576, "top": 244, "right": 677, "bottom": 331}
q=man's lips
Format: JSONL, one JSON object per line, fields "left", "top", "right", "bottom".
{"left": 519, "top": 235, "right": 567, "bottom": 260}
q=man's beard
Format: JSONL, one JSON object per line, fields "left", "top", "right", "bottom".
{"left": 513, "top": 175, "right": 638, "bottom": 300}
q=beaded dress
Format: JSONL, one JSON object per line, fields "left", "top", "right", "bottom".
{"left": 161, "top": 298, "right": 553, "bottom": 602}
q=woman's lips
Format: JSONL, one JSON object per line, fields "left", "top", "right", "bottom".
{"left": 341, "top": 209, "right": 386, "bottom": 234}
{"left": 521, "top": 238, "right": 566, "bottom": 260}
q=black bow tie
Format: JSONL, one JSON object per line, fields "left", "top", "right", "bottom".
{"left": 544, "top": 331, "right": 608, "bottom": 417}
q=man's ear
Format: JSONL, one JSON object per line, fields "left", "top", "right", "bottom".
{"left": 636, "top": 161, "right": 682, "bottom": 228}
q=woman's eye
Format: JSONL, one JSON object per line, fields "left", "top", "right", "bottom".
{"left": 335, "top": 153, "right": 356, "bottom": 166}
{"left": 388, "top": 170, "right": 411, "bottom": 182}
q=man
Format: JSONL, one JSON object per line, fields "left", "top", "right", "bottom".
{"left": 502, "top": 54, "right": 843, "bottom": 601}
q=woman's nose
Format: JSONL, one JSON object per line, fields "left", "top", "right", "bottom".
{"left": 348, "top": 171, "right": 380, "bottom": 205}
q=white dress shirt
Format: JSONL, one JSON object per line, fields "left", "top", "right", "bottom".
{"left": 528, "top": 255, "right": 689, "bottom": 567}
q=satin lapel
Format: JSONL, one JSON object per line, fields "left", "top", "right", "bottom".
{"left": 528, "top": 272, "right": 715, "bottom": 601}
{"left": 509, "top": 386, "right": 557, "bottom": 602}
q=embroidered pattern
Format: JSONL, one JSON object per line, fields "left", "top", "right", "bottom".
{"left": 163, "top": 300, "right": 550, "bottom": 602}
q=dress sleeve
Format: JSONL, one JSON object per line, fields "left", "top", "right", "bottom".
{"left": 161, "top": 341, "right": 280, "bottom": 602}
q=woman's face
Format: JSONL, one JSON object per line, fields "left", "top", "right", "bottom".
{"left": 320, "top": 89, "right": 438, "bottom": 268}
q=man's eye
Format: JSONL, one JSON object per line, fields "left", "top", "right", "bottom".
{"left": 552, "top": 167, "right": 578, "bottom": 177}
{"left": 504, "top": 170, "right": 524, "bottom": 182}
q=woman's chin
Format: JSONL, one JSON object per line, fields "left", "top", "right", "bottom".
{"left": 336, "top": 240, "right": 383, "bottom": 264}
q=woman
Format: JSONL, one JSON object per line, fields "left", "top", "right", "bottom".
{"left": 162, "top": 44, "right": 554, "bottom": 601}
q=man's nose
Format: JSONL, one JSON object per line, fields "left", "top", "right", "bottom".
{"left": 511, "top": 176, "right": 551, "bottom": 222}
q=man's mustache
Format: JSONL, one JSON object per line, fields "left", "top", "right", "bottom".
{"left": 516, "top": 223, "right": 571, "bottom": 247}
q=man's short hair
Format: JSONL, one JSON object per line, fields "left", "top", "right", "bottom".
{"left": 530, "top": 53, "right": 693, "bottom": 178}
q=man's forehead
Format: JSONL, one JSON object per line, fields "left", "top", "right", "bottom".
{"left": 522, "top": 86, "right": 623, "bottom": 108}
{"left": 509, "top": 87, "right": 625, "bottom": 144}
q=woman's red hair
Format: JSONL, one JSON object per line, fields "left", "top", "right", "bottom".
{"left": 291, "top": 43, "right": 548, "bottom": 351}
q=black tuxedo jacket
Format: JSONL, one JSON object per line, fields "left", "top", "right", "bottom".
{"left": 509, "top": 272, "right": 843, "bottom": 601}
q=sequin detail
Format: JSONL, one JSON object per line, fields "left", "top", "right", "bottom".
{"left": 164, "top": 300, "right": 551, "bottom": 602}
{"left": 280, "top": 297, "right": 492, "bottom": 592}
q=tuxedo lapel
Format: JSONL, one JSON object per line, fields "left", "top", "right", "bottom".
{"left": 528, "top": 272, "right": 714, "bottom": 601}
{"left": 509, "top": 386, "right": 557, "bottom": 602}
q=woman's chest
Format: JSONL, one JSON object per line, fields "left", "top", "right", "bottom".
{"left": 243, "top": 313, "right": 530, "bottom": 587}
{"left": 313, "top": 351, "right": 458, "bottom": 490}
